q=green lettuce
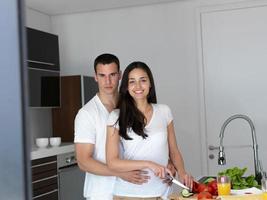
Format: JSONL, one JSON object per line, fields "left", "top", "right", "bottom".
{"left": 218, "top": 167, "right": 260, "bottom": 189}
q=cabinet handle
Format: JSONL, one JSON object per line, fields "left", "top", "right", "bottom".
{"left": 32, "top": 174, "right": 58, "bottom": 184}
{"left": 32, "top": 160, "right": 57, "bottom": 168}
{"left": 209, "top": 144, "right": 252, "bottom": 150}
{"left": 33, "top": 189, "right": 58, "bottom": 199}
{"left": 27, "top": 59, "right": 55, "bottom": 66}
{"left": 208, "top": 145, "right": 219, "bottom": 150}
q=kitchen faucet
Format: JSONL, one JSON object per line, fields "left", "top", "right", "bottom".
{"left": 218, "top": 114, "right": 262, "bottom": 183}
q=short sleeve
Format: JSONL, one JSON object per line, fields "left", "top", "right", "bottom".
{"left": 107, "top": 109, "right": 120, "bottom": 129}
{"left": 164, "top": 105, "right": 173, "bottom": 125}
{"left": 74, "top": 109, "right": 96, "bottom": 144}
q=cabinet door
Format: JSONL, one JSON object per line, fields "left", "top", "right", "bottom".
{"left": 82, "top": 76, "right": 98, "bottom": 105}
{"left": 28, "top": 68, "right": 60, "bottom": 107}
{"left": 27, "top": 27, "right": 43, "bottom": 63}
{"left": 34, "top": 191, "right": 58, "bottom": 200}
{"left": 52, "top": 76, "right": 82, "bottom": 142}
{"left": 27, "top": 27, "right": 60, "bottom": 71}
{"left": 44, "top": 32, "right": 60, "bottom": 68}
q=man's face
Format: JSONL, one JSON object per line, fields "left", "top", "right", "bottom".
{"left": 94, "top": 63, "right": 121, "bottom": 95}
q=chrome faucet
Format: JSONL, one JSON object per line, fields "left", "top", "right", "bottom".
{"left": 218, "top": 114, "right": 262, "bottom": 183}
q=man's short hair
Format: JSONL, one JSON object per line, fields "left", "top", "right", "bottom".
{"left": 94, "top": 53, "right": 120, "bottom": 73}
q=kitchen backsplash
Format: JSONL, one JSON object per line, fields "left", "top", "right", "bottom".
{"left": 29, "top": 108, "right": 52, "bottom": 146}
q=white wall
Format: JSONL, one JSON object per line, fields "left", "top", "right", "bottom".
{"left": 25, "top": 8, "right": 52, "bottom": 32}
{"left": 25, "top": 8, "right": 53, "bottom": 145}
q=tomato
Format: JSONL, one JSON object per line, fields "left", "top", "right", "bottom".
{"left": 207, "top": 185, "right": 214, "bottom": 194}
{"left": 197, "top": 191, "right": 213, "bottom": 200}
{"left": 197, "top": 183, "right": 208, "bottom": 193}
{"left": 192, "top": 181, "right": 200, "bottom": 193}
{"left": 207, "top": 180, "right": 218, "bottom": 195}
{"left": 208, "top": 180, "right": 217, "bottom": 189}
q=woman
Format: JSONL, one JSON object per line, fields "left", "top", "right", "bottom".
{"left": 106, "top": 61, "right": 193, "bottom": 199}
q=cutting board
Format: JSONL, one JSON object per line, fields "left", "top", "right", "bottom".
{"left": 168, "top": 193, "right": 198, "bottom": 200}
{"left": 168, "top": 193, "right": 264, "bottom": 200}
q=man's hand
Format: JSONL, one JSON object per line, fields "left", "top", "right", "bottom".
{"left": 117, "top": 170, "right": 150, "bottom": 185}
{"left": 163, "top": 159, "right": 176, "bottom": 185}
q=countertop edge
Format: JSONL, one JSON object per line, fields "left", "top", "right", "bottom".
{"left": 31, "top": 143, "right": 75, "bottom": 160}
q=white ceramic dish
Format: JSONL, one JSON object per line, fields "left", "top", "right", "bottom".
{"left": 36, "top": 138, "right": 49, "bottom": 148}
{"left": 49, "top": 137, "right": 61, "bottom": 147}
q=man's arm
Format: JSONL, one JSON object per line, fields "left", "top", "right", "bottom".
{"left": 75, "top": 143, "right": 115, "bottom": 176}
{"left": 75, "top": 143, "right": 150, "bottom": 184}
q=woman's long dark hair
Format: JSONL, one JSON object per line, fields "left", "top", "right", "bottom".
{"left": 117, "top": 61, "right": 157, "bottom": 140}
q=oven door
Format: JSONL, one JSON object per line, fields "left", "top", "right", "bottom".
{"left": 58, "top": 164, "right": 85, "bottom": 200}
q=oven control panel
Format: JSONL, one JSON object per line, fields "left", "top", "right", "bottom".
{"left": 57, "top": 152, "right": 77, "bottom": 168}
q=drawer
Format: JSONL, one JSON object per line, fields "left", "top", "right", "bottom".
{"left": 32, "top": 156, "right": 59, "bottom": 199}
{"left": 32, "top": 156, "right": 57, "bottom": 166}
{"left": 33, "top": 176, "right": 58, "bottom": 197}
{"left": 33, "top": 190, "right": 58, "bottom": 200}
{"left": 32, "top": 162, "right": 57, "bottom": 181}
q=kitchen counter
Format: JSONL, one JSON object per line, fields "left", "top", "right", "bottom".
{"left": 31, "top": 142, "right": 74, "bottom": 160}
{"left": 168, "top": 193, "right": 264, "bottom": 200}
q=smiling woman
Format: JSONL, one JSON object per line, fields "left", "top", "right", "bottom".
{"left": 106, "top": 61, "right": 194, "bottom": 199}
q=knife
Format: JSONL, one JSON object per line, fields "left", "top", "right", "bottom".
{"left": 166, "top": 174, "right": 190, "bottom": 190}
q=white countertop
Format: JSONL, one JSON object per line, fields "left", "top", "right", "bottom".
{"left": 31, "top": 142, "right": 75, "bottom": 160}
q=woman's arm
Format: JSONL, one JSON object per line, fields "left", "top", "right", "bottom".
{"left": 106, "top": 125, "right": 168, "bottom": 178}
{"left": 167, "top": 121, "right": 193, "bottom": 187}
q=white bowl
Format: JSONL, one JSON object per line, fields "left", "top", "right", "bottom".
{"left": 49, "top": 137, "right": 61, "bottom": 147}
{"left": 36, "top": 138, "right": 49, "bottom": 148}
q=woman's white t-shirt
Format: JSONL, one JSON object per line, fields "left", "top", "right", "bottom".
{"left": 107, "top": 104, "right": 173, "bottom": 198}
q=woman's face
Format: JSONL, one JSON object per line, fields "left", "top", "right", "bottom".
{"left": 127, "top": 68, "right": 151, "bottom": 101}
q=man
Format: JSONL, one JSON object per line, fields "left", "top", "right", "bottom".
{"left": 74, "top": 54, "right": 150, "bottom": 200}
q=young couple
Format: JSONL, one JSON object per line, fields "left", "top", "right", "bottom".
{"left": 74, "top": 53, "right": 193, "bottom": 200}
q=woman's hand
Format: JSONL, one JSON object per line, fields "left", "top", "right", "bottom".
{"left": 178, "top": 171, "right": 194, "bottom": 190}
{"left": 163, "top": 159, "right": 176, "bottom": 185}
{"left": 147, "top": 161, "right": 172, "bottom": 179}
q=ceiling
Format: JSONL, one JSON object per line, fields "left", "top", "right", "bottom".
{"left": 25, "top": 0, "right": 181, "bottom": 15}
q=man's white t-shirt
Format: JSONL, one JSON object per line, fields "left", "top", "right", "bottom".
{"left": 107, "top": 104, "right": 173, "bottom": 199}
{"left": 74, "top": 95, "right": 115, "bottom": 200}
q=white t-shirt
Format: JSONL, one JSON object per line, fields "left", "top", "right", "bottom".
{"left": 107, "top": 104, "right": 173, "bottom": 198}
{"left": 74, "top": 95, "right": 115, "bottom": 200}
